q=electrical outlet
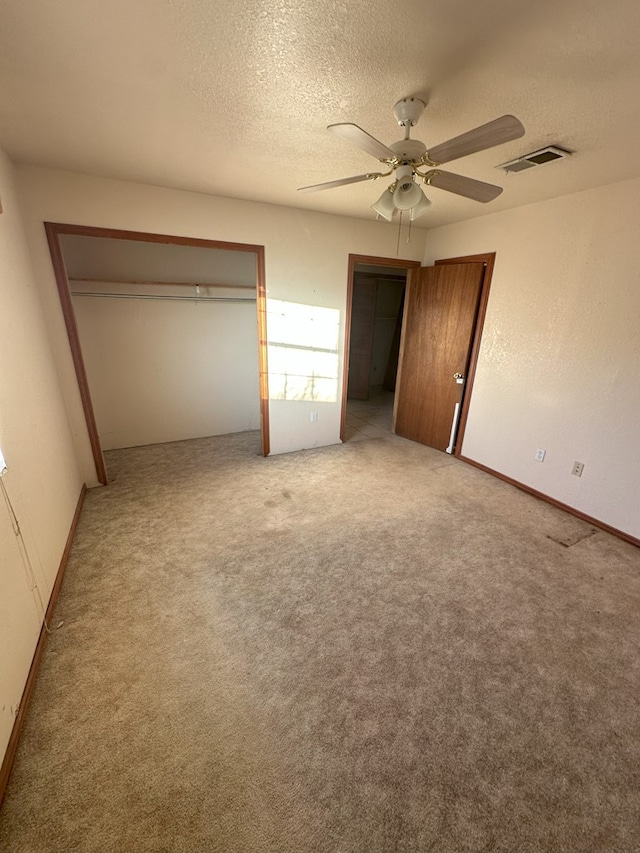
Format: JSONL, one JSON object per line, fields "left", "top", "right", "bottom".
{"left": 572, "top": 461, "right": 584, "bottom": 477}
{"left": 535, "top": 448, "right": 546, "bottom": 462}
{"left": 310, "top": 412, "right": 318, "bottom": 424}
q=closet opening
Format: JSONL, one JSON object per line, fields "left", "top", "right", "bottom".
{"left": 45, "top": 224, "right": 269, "bottom": 484}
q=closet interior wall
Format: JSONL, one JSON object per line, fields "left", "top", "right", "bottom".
{"left": 60, "top": 235, "right": 261, "bottom": 452}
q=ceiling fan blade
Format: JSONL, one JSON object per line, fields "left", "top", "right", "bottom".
{"left": 297, "top": 173, "right": 381, "bottom": 193}
{"left": 427, "top": 115, "right": 525, "bottom": 165}
{"left": 328, "top": 123, "right": 396, "bottom": 161}
{"left": 425, "top": 170, "right": 503, "bottom": 203}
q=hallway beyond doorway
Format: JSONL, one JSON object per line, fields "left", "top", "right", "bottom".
{"left": 344, "top": 386, "right": 394, "bottom": 442}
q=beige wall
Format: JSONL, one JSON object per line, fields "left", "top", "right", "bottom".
{"left": 60, "top": 235, "right": 258, "bottom": 287}
{"left": 0, "top": 151, "right": 83, "bottom": 760}
{"left": 17, "top": 166, "right": 426, "bottom": 480}
{"left": 425, "top": 177, "right": 640, "bottom": 540}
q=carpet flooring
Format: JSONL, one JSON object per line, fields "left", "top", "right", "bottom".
{"left": 1, "top": 431, "right": 639, "bottom": 852}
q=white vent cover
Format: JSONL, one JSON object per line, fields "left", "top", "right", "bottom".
{"left": 497, "top": 146, "right": 571, "bottom": 174}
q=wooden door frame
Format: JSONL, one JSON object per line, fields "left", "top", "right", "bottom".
{"left": 45, "top": 222, "right": 270, "bottom": 485}
{"left": 340, "top": 254, "right": 421, "bottom": 442}
{"left": 434, "top": 252, "right": 495, "bottom": 457}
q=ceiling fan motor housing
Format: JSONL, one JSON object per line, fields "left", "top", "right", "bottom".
{"left": 389, "top": 138, "right": 427, "bottom": 164}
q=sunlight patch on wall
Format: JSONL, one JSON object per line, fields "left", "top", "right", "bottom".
{"left": 267, "top": 300, "right": 340, "bottom": 402}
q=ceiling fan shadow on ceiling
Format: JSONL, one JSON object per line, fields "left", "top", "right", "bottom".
{"left": 298, "top": 98, "right": 525, "bottom": 222}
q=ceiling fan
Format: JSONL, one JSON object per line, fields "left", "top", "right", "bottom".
{"left": 298, "top": 98, "right": 525, "bottom": 221}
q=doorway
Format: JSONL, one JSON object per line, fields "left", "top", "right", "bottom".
{"left": 340, "top": 254, "right": 421, "bottom": 442}
{"left": 341, "top": 252, "right": 495, "bottom": 456}
{"left": 45, "top": 223, "right": 269, "bottom": 484}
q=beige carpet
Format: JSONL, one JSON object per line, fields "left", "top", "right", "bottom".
{"left": 1, "top": 431, "right": 639, "bottom": 852}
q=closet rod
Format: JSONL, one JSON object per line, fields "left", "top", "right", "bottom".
{"left": 68, "top": 277, "right": 255, "bottom": 290}
{"left": 70, "top": 291, "right": 256, "bottom": 303}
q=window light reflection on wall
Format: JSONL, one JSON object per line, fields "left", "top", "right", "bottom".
{"left": 267, "top": 300, "right": 340, "bottom": 402}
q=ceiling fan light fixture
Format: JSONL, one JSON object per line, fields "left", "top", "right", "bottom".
{"left": 371, "top": 186, "right": 396, "bottom": 221}
{"left": 409, "top": 192, "right": 431, "bottom": 220}
{"left": 395, "top": 164, "right": 413, "bottom": 182}
{"left": 393, "top": 176, "right": 422, "bottom": 211}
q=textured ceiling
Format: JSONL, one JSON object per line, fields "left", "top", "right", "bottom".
{"left": 1, "top": 0, "right": 640, "bottom": 228}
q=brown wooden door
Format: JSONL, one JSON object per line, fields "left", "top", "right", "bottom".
{"left": 393, "top": 263, "right": 484, "bottom": 450}
{"left": 347, "top": 274, "right": 377, "bottom": 400}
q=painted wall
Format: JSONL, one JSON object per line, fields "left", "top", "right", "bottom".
{"left": 60, "top": 235, "right": 258, "bottom": 288}
{"left": 61, "top": 236, "right": 260, "bottom": 451}
{"left": 71, "top": 294, "right": 261, "bottom": 450}
{"left": 424, "top": 176, "right": 640, "bottom": 540}
{"left": 0, "top": 150, "right": 83, "bottom": 763}
{"left": 17, "top": 166, "right": 426, "bottom": 481}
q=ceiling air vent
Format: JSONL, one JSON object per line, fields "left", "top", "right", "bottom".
{"left": 497, "top": 146, "right": 571, "bottom": 174}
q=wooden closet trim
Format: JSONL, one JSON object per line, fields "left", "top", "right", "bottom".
{"left": 45, "top": 222, "right": 269, "bottom": 485}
